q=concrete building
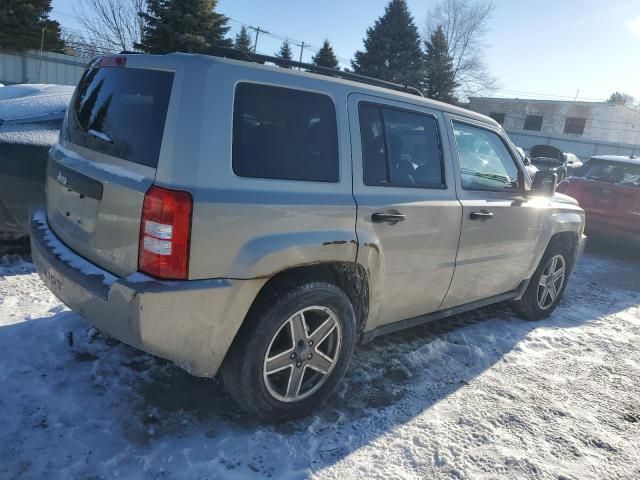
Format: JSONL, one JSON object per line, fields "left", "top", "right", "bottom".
{"left": 468, "top": 97, "right": 640, "bottom": 159}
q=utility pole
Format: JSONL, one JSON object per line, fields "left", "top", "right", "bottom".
{"left": 249, "top": 26, "right": 262, "bottom": 53}
{"left": 38, "top": 26, "right": 46, "bottom": 82}
{"left": 298, "top": 41, "right": 305, "bottom": 71}
{"left": 574, "top": 89, "right": 580, "bottom": 101}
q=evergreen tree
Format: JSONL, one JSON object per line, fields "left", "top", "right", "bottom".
{"left": 312, "top": 39, "right": 339, "bottom": 69}
{"left": 42, "top": 19, "right": 65, "bottom": 52}
{"left": 275, "top": 40, "right": 293, "bottom": 68}
{"left": 351, "top": 0, "right": 424, "bottom": 89}
{"left": 607, "top": 92, "right": 634, "bottom": 106}
{"left": 424, "top": 26, "right": 458, "bottom": 103}
{"left": 0, "top": 0, "right": 65, "bottom": 52}
{"left": 234, "top": 26, "right": 253, "bottom": 52}
{"left": 137, "top": 0, "right": 231, "bottom": 54}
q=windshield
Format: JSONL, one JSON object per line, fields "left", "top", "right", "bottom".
{"left": 581, "top": 160, "right": 640, "bottom": 187}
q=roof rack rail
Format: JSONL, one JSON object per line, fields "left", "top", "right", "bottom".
{"left": 207, "top": 47, "right": 424, "bottom": 97}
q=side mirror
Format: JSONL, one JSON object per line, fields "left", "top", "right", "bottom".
{"left": 531, "top": 171, "right": 557, "bottom": 197}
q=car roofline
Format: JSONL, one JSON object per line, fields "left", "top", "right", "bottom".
{"left": 114, "top": 51, "right": 499, "bottom": 128}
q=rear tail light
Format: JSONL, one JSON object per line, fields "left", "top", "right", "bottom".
{"left": 139, "top": 185, "right": 193, "bottom": 280}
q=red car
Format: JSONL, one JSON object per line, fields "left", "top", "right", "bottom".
{"left": 557, "top": 155, "right": 640, "bottom": 245}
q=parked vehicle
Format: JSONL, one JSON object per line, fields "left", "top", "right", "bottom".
{"left": 530, "top": 144, "right": 569, "bottom": 181}
{"left": 516, "top": 146, "right": 539, "bottom": 178}
{"left": 31, "top": 53, "right": 586, "bottom": 420}
{"left": 564, "top": 152, "right": 583, "bottom": 171}
{"left": 0, "top": 84, "right": 74, "bottom": 239}
{"left": 558, "top": 155, "right": 640, "bottom": 245}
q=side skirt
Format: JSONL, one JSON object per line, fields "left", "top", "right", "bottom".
{"left": 360, "top": 281, "right": 528, "bottom": 344}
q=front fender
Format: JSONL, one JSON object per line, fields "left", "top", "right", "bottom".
{"left": 527, "top": 205, "right": 585, "bottom": 279}
{"left": 227, "top": 230, "right": 358, "bottom": 279}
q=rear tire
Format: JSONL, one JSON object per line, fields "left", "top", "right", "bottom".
{"left": 222, "top": 281, "right": 356, "bottom": 421}
{"left": 513, "top": 237, "right": 575, "bottom": 321}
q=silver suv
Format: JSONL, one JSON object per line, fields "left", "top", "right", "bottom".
{"left": 31, "top": 53, "right": 586, "bottom": 420}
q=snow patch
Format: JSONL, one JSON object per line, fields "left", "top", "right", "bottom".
{"left": 88, "top": 129, "right": 112, "bottom": 143}
{"left": 32, "top": 210, "right": 117, "bottom": 286}
{"left": 0, "top": 123, "right": 59, "bottom": 146}
{"left": 124, "top": 272, "right": 154, "bottom": 283}
{"left": 0, "top": 84, "right": 74, "bottom": 101}
{"left": 55, "top": 144, "right": 146, "bottom": 182}
{"left": 1, "top": 250, "right": 639, "bottom": 479}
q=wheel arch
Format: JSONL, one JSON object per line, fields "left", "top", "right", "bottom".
{"left": 232, "top": 261, "right": 370, "bottom": 345}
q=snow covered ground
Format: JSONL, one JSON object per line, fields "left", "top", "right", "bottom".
{"left": 0, "top": 246, "right": 639, "bottom": 479}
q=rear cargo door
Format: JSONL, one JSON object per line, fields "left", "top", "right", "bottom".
{"left": 46, "top": 60, "right": 174, "bottom": 277}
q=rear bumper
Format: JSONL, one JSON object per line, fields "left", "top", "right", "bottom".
{"left": 30, "top": 208, "right": 265, "bottom": 377}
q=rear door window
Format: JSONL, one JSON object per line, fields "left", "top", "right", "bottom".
{"left": 67, "top": 66, "right": 174, "bottom": 168}
{"left": 359, "top": 103, "right": 445, "bottom": 188}
{"left": 232, "top": 83, "right": 339, "bottom": 182}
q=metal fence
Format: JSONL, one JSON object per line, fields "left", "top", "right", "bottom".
{"left": 507, "top": 130, "right": 637, "bottom": 160}
{"left": 0, "top": 50, "right": 89, "bottom": 87}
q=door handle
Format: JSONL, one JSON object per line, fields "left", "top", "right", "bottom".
{"left": 469, "top": 210, "right": 494, "bottom": 221}
{"left": 372, "top": 211, "right": 407, "bottom": 225}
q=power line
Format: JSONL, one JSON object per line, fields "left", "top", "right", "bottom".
{"left": 488, "top": 88, "right": 606, "bottom": 102}
{"left": 225, "top": 16, "right": 351, "bottom": 68}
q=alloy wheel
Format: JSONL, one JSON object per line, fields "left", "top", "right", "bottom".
{"left": 262, "top": 306, "right": 342, "bottom": 402}
{"left": 537, "top": 254, "right": 566, "bottom": 310}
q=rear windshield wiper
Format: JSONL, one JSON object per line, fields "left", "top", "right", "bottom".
{"left": 88, "top": 129, "right": 113, "bottom": 144}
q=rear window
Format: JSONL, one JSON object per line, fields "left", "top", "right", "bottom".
{"left": 580, "top": 160, "right": 640, "bottom": 187}
{"left": 66, "top": 66, "right": 174, "bottom": 168}
{"left": 232, "top": 83, "right": 339, "bottom": 182}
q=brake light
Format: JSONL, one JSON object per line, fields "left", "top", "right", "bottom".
{"left": 139, "top": 186, "right": 193, "bottom": 280}
{"left": 96, "top": 56, "right": 126, "bottom": 68}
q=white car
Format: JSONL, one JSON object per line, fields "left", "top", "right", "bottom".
{"left": 564, "top": 153, "right": 583, "bottom": 172}
{"left": 516, "top": 146, "right": 539, "bottom": 178}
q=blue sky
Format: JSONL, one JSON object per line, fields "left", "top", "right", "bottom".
{"left": 51, "top": 0, "right": 640, "bottom": 101}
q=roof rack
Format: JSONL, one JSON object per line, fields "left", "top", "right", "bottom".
{"left": 208, "top": 47, "right": 424, "bottom": 97}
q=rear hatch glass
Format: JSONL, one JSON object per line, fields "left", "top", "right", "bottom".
{"left": 47, "top": 64, "right": 174, "bottom": 277}
{"left": 66, "top": 66, "right": 173, "bottom": 168}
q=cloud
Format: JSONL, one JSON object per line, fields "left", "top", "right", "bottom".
{"left": 627, "top": 16, "right": 640, "bottom": 37}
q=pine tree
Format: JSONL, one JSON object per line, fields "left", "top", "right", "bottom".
{"left": 424, "top": 26, "right": 458, "bottom": 103}
{"left": 234, "top": 26, "right": 253, "bottom": 52}
{"left": 312, "top": 39, "right": 339, "bottom": 69}
{"left": 42, "top": 19, "right": 65, "bottom": 52}
{"left": 275, "top": 40, "right": 293, "bottom": 68}
{"left": 351, "top": 0, "right": 424, "bottom": 89}
{"left": 0, "top": 0, "right": 65, "bottom": 52}
{"left": 137, "top": 0, "right": 231, "bottom": 54}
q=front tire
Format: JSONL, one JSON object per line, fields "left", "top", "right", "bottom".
{"left": 222, "top": 282, "right": 357, "bottom": 421}
{"left": 513, "top": 238, "right": 574, "bottom": 321}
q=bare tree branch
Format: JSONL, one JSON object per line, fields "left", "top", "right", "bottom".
{"left": 73, "top": 0, "right": 146, "bottom": 54}
{"left": 424, "top": 0, "right": 497, "bottom": 98}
